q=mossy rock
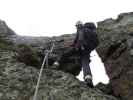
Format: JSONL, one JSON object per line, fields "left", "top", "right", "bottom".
{"left": 15, "top": 44, "right": 41, "bottom": 68}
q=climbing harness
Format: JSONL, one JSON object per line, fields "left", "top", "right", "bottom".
{"left": 33, "top": 41, "right": 55, "bottom": 100}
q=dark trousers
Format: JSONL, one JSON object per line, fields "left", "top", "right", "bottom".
{"left": 80, "top": 50, "right": 92, "bottom": 79}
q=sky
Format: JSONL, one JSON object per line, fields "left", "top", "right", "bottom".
{"left": 0, "top": 0, "right": 133, "bottom": 36}
{"left": 0, "top": 0, "right": 133, "bottom": 85}
{"left": 76, "top": 50, "right": 109, "bottom": 85}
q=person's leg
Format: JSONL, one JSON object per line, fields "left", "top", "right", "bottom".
{"left": 81, "top": 53, "right": 92, "bottom": 78}
{"left": 81, "top": 52, "right": 93, "bottom": 87}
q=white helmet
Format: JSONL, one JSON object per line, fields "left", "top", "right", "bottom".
{"left": 75, "top": 21, "right": 83, "bottom": 26}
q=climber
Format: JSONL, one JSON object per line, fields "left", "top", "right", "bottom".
{"left": 72, "top": 21, "right": 99, "bottom": 87}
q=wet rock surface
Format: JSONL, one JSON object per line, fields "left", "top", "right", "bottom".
{"left": 97, "top": 12, "right": 133, "bottom": 100}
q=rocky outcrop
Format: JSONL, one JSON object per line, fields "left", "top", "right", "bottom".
{"left": 10, "top": 34, "right": 81, "bottom": 76}
{"left": 0, "top": 50, "right": 118, "bottom": 100}
{"left": 97, "top": 12, "right": 133, "bottom": 100}
{"left": 1, "top": 22, "right": 81, "bottom": 76}
{"left": 0, "top": 20, "right": 118, "bottom": 100}
{"left": 0, "top": 20, "right": 16, "bottom": 36}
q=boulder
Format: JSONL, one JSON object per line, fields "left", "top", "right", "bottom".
{"left": 97, "top": 12, "right": 133, "bottom": 100}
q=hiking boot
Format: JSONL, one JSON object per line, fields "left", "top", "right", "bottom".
{"left": 84, "top": 75, "right": 94, "bottom": 88}
{"left": 85, "top": 78, "right": 94, "bottom": 88}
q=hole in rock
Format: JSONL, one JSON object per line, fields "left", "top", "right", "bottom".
{"left": 76, "top": 50, "right": 109, "bottom": 85}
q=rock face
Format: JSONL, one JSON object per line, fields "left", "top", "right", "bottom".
{"left": 97, "top": 12, "right": 133, "bottom": 100}
{"left": 0, "top": 51, "right": 117, "bottom": 100}
{"left": 0, "top": 20, "right": 118, "bottom": 100}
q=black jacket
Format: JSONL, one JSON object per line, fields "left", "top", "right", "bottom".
{"left": 73, "top": 26, "right": 98, "bottom": 53}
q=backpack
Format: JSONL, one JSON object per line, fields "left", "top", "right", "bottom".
{"left": 82, "top": 23, "right": 99, "bottom": 51}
